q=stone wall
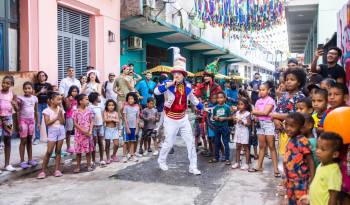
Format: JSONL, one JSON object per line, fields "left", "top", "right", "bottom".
{"left": 121, "top": 0, "right": 142, "bottom": 20}
{"left": 0, "top": 71, "right": 37, "bottom": 96}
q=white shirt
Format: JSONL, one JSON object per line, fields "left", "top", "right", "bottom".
{"left": 59, "top": 77, "right": 81, "bottom": 97}
{"left": 105, "top": 81, "right": 117, "bottom": 101}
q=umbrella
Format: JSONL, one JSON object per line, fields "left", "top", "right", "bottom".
{"left": 142, "top": 65, "right": 172, "bottom": 74}
{"left": 230, "top": 75, "right": 244, "bottom": 80}
{"left": 215, "top": 73, "right": 229, "bottom": 79}
{"left": 143, "top": 65, "right": 195, "bottom": 77}
{"left": 194, "top": 71, "right": 205, "bottom": 77}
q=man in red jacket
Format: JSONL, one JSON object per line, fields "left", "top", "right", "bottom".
{"left": 194, "top": 60, "right": 222, "bottom": 101}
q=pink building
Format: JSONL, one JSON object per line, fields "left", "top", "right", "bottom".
{"left": 0, "top": 0, "right": 120, "bottom": 84}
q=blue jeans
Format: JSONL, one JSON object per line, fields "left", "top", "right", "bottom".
{"left": 214, "top": 125, "right": 230, "bottom": 161}
{"left": 35, "top": 103, "right": 48, "bottom": 140}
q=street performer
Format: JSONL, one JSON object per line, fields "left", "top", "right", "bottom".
{"left": 154, "top": 47, "right": 203, "bottom": 175}
{"left": 194, "top": 59, "right": 222, "bottom": 102}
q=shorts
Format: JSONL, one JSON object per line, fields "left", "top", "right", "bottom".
{"left": 142, "top": 129, "right": 156, "bottom": 139}
{"left": 93, "top": 125, "right": 104, "bottom": 137}
{"left": 0, "top": 115, "right": 13, "bottom": 137}
{"left": 47, "top": 126, "right": 65, "bottom": 142}
{"left": 105, "top": 127, "right": 119, "bottom": 140}
{"left": 65, "top": 118, "right": 74, "bottom": 132}
{"left": 207, "top": 127, "right": 215, "bottom": 139}
{"left": 124, "top": 128, "right": 136, "bottom": 142}
{"left": 256, "top": 121, "right": 275, "bottom": 136}
{"left": 194, "top": 121, "right": 205, "bottom": 137}
{"left": 19, "top": 118, "right": 35, "bottom": 138}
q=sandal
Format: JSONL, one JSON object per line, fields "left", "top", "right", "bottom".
{"left": 208, "top": 159, "right": 218, "bottom": 163}
{"left": 37, "top": 171, "right": 46, "bottom": 179}
{"left": 87, "top": 167, "right": 93, "bottom": 172}
{"left": 225, "top": 160, "right": 231, "bottom": 165}
{"left": 248, "top": 168, "right": 262, "bottom": 172}
{"left": 274, "top": 172, "right": 282, "bottom": 178}
{"left": 73, "top": 168, "right": 80, "bottom": 173}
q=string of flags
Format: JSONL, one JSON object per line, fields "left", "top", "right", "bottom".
{"left": 193, "top": 0, "right": 285, "bottom": 32}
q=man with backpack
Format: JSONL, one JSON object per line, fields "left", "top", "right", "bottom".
{"left": 102, "top": 73, "right": 117, "bottom": 102}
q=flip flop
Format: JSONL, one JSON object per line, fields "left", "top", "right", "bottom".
{"left": 208, "top": 159, "right": 218, "bottom": 163}
{"left": 274, "top": 172, "right": 282, "bottom": 178}
{"left": 248, "top": 168, "right": 262, "bottom": 172}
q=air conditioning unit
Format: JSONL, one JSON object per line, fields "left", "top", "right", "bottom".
{"left": 128, "top": 36, "right": 143, "bottom": 50}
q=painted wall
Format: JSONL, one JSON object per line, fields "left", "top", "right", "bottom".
{"left": 120, "top": 28, "right": 216, "bottom": 74}
{"left": 19, "top": 0, "right": 120, "bottom": 85}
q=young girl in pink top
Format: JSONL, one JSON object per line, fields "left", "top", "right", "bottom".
{"left": 250, "top": 82, "right": 280, "bottom": 177}
{"left": 73, "top": 94, "right": 94, "bottom": 173}
{"left": 64, "top": 85, "right": 79, "bottom": 154}
{"left": 37, "top": 92, "right": 65, "bottom": 179}
{"left": 0, "top": 76, "right": 16, "bottom": 172}
{"left": 16, "top": 82, "right": 38, "bottom": 169}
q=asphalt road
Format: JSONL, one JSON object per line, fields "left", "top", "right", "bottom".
{"left": 0, "top": 138, "right": 283, "bottom": 205}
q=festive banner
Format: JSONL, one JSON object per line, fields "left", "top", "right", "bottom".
{"left": 194, "top": 0, "right": 285, "bottom": 32}
{"left": 337, "top": 1, "right": 350, "bottom": 96}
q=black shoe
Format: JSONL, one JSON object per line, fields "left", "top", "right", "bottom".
{"left": 169, "top": 148, "right": 175, "bottom": 154}
{"left": 139, "top": 149, "right": 144, "bottom": 155}
{"left": 148, "top": 148, "right": 152, "bottom": 153}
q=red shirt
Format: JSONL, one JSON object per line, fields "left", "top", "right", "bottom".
{"left": 165, "top": 83, "right": 187, "bottom": 119}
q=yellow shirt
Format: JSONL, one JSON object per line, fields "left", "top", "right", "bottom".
{"left": 312, "top": 113, "right": 321, "bottom": 128}
{"left": 310, "top": 163, "right": 342, "bottom": 205}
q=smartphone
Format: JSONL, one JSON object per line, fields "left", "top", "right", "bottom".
{"left": 317, "top": 44, "right": 324, "bottom": 49}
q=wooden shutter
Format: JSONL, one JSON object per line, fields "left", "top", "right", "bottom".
{"left": 57, "top": 6, "right": 89, "bottom": 83}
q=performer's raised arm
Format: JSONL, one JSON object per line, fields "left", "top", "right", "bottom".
{"left": 154, "top": 80, "right": 175, "bottom": 95}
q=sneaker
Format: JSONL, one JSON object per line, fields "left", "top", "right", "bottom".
{"left": 54, "top": 170, "right": 63, "bottom": 177}
{"left": 139, "top": 149, "right": 144, "bottom": 155}
{"left": 100, "top": 161, "right": 106, "bottom": 167}
{"left": 111, "top": 155, "right": 119, "bottom": 162}
{"left": 231, "top": 163, "right": 240, "bottom": 169}
{"left": 123, "top": 156, "right": 128, "bottom": 163}
{"left": 28, "top": 160, "right": 38, "bottom": 167}
{"left": 33, "top": 139, "right": 40, "bottom": 145}
{"left": 241, "top": 164, "right": 249, "bottom": 170}
{"left": 135, "top": 153, "right": 143, "bottom": 157}
{"left": 5, "top": 165, "right": 16, "bottom": 172}
{"left": 20, "top": 162, "right": 29, "bottom": 169}
{"left": 106, "top": 160, "right": 111, "bottom": 164}
{"left": 189, "top": 168, "right": 201, "bottom": 175}
{"left": 131, "top": 157, "right": 139, "bottom": 162}
{"left": 0, "top": 170, "right": 2, "bottom": 174}
{"left": 153, "top": 150, "right": 159, "bottom": 156}
{"left": 159, "top": 163, "right": 168, "bottom": 171}
{"left": 37, "top": 171, "right": 46, "bottom": 179}
{"left": 148, "top": 148, "right": 152, "bottom": 153}
{"left": 169, "top": 148, "right": 175, "bottom": 154}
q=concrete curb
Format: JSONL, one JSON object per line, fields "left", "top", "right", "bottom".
{"left": 0, "top": 154, "right": 75, "bottom": 184}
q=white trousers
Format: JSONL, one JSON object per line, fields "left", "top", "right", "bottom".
{"left": 158, "top": 115, "right": 198, "bottom": 169}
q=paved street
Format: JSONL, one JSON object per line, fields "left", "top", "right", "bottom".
{"left": 0, "top": 138, "right": 283, "bottom": 205}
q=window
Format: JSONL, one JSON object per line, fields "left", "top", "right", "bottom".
{"left": 146, "top": 45, "right": 168, "bottom": 69}
{"left": 0, "top": 0, "right": 18, "bottom": 71}
{"left": 0, "top": 0, "right": 4, "bottom": 18}
{"left": 57, "top": 7, "right": 90, "bottom": 82}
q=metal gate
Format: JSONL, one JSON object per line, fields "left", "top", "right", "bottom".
{"left": 57, "top": 6, "right": 89, "bottom": 82}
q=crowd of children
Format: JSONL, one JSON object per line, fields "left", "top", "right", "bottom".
{"left": 0, "top": 64, "right": 349, "bottom": 205}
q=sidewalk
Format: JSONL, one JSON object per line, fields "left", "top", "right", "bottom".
{"left": 0, "top": 111, "right": 201, "bottom": 184}
{"left": 0, "top": 138, "right": 74, "bottom": 184}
